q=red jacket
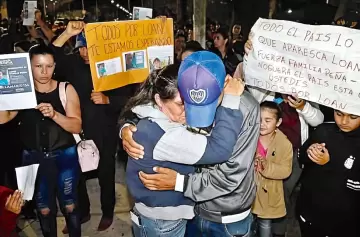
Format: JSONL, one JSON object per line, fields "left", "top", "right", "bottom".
{"left": 0, "top": 186, "right": 18, "bottom": 237}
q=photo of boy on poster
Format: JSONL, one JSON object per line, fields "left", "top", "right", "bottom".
{"left": 97, "top": 63, "right": 107, "bottom": 77}
{"left": 123, "top": 51, "right": 146, "bottom": 71}
{"left": 0, "top": 71, "right": 9, "bottom": 86}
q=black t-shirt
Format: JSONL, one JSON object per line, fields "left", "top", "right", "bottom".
{"left": 18, "top": 82, "right": 75, "bottom": 152}
{"left": 298, "top": 123, "right": 360, "bottom": 236}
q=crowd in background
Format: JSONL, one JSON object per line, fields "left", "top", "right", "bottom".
{"left": 0, "top": 4, "right": 357, "bottom": 237}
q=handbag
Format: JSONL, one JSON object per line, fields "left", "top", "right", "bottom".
{"left": 58, "top": 82, "right": 100, "bottom": 172}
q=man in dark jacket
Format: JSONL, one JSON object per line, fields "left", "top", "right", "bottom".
{"left": 52, "top": 21, "right": 134, "bottom": 232}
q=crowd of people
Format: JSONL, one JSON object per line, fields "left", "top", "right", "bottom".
{"left": 0, "top": 6, "right": 359, "bottom": 237}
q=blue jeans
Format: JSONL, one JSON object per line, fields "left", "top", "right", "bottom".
{"left": 22, "top": 145, "right": 81, "bottom": 237}
{"left": 132, "top": 213, "right": 187, "bottom": 237}
{"left": 185, "top": 213, "right": 253, "bottom": 237}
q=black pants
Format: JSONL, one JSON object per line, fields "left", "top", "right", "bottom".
{"left": 299, "top": 218, "right": 328, "bottom": 237}
{"left": 78, "top": 128, "right": 118, "bottom": 218}
{"left": 298, "top": 215, "right": 359, "bottom": 237}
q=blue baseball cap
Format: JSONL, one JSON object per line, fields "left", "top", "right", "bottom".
{"left": 178, "top": 51, "right": 226, "bottom": 127}
{"left": 75, "top": 31, "right": 87, "bottom": 49}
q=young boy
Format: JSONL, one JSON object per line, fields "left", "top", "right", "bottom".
{"left": 297, "top": 110, "right": 360, "bottom": 237}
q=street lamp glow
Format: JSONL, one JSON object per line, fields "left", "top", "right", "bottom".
{"left": 111, "top": 0, "right": 114, "bottom": 3}
{"left": 287, "top": 9, "right": 292, "bottom": 14}
{"left": 116, "top": 3, "right": 119, "bottom": 7}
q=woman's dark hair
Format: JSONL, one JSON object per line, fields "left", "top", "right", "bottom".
{"left": 175, "top": 33, "right": 186, "bottom": 40}
{"left": 180, "top": 40, "right": 203, "bottom": 59}
{"left": 121, "top": 64, "right": 180, "bottom": 120}
{"left": 215, "top": 28, "right": 230, "bottom": 46}
{"left": 260, "top": 101, "right": 282, "bottom": 121}
{"left": 184, "top": 40, "right": 203, "bottom": 52}
{"left": 28, "top": 43, "right": 55, "bottom": 61}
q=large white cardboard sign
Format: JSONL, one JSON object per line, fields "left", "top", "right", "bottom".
{"left": 245, "top": 18, "right": 360, "bottom": 115}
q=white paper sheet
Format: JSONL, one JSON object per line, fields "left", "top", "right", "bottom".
{"left": 15, "top": 164, "right": 39, "bottom": 201}
{"left": 23, "top": 1, "right": 37, "bottom": 26}
{"left": 147, "top": 45, "right": 174, "bottom": 72}
{"left": 133, "top": 7, "right": 153, "bottom": 20}
{"left": 0, "top": 53, "right": 37, "bottom": 110}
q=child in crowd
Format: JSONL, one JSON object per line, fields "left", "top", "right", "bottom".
{"left": 0, "top": 187, "right": 24, "bottom": 237}
{"left": 297, "top": 110, "right": 360, "bottom": 237}
{"left": 252, "top": 101, "right": 293, "bottom": 237}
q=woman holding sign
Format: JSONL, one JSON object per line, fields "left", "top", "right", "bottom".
{"left": 0, "top": 44, "right": 82, "bottom": 237}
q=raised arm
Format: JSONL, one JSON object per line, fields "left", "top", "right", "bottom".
{"left": 52, "top": 21, "right": 84, "bottom": 48}
{"left": 35, "top": 10, "right": 55, "bottom": 42}
{"left": 297, "top": 102, "right": 324, "bottom": 127}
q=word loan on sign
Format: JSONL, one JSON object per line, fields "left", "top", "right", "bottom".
{"left": 85, "top": 19, "right": 174, "bottom": 92}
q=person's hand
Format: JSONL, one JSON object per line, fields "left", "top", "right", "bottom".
{"left": 5, "top": 190, "right": 24, "bottom": 215}
{"left": 65, "top": 21, "right": 85, "bottom": 37}
{"left": 244, "top": 39, "right": 253, "bottom": 56}
{"left": 139, "top": 167, "right": 177, "bottom": 191}
{"left": 156, "top": 16, "right": 167, "bottom": 23}
{"left": 287, "top": 94, "right": 305, "bottom": 111}
{"left": 223, "top": 75, "right": 245, "bottom": 96}
{"left": 254, "top": 155, "right": 265, "bottom": 172}
{"left": 122, "top": 125, "right": 144, "bottom": 159}
{"left": 35, "top": 9, "right": 42, "bottom": 22}
{"left": 91, "top": 91, "right": 110, "bottom": 105}
{"left": 307, "top": 143, "right": 330, "bottom": 165}
{"left": 36, "top": 103, "right": 56, "bottom": 119}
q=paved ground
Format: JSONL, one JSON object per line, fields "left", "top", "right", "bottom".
{"left": 18, "top": 159, "right": 301, "bottom": 237}
{"left": 18, "top": 160, "right": 134, "bottom": 237}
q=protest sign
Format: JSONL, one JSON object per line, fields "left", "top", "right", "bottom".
{"left": 245, "top": 18, "right": 360, "bottom": 116}
{"left": 85, "top": 18, "right": 174, "bottom": 92}
{"left": 23, "top": 1, "right": 37, "bottom": 26}
{"left": 0, "top": 53, "right": 37, "bottom": 110}
{"left": 133, "top": 7, "right": 153, "bottom": 20}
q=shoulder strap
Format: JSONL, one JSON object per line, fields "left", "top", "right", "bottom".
{"left": 59, "top": 81, "right": 67, "bottom": 110}
{"left": 58, "top": 81, "right": 82, "bottom": 143}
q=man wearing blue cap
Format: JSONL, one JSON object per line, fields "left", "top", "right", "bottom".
{"left": 51, "top": 21, "right": 136, "bottom": 232}
{"left": 121, "top": 51, "right": 260, "bottom": 236}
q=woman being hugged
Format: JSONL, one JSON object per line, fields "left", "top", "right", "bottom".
{"left": 0, "top": 44, "right": 82, "bottom": 237}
